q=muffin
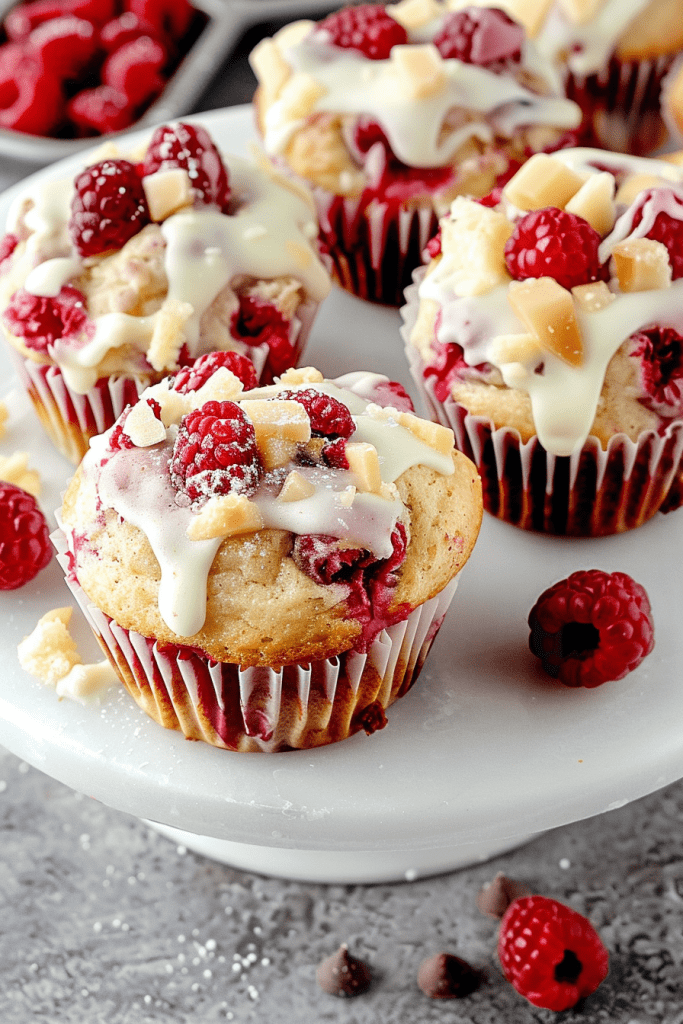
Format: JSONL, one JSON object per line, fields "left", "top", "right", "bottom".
{"left": 249, "top": 2, "right": 584, "bottom": 306}
{"left": 56, "top": 364, "right": 483, "bottom": 752}
{"left": 0, "top": 121, "right": 331, "bottom": 464}
{"left": 476, "top": 0, "right": 683, "bottom": 154}
{"left": 403, "top": 147, "right": 683, "bottom": 535}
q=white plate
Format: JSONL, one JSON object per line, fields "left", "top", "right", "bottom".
{"left": 0, "top": 106, "right": 682, "bottom": 865}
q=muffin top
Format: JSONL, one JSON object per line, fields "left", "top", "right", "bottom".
{"left": 0, "top": 122, "right": 331, "bottom": 393}
{"left": 407, "top": 147, "right": 683, "bottom": 456}
{"left": 61, "top": 365, "right": 482, "bottom": 665}
{"left": 250, "top": 2, "right": 581, "bottom": 197}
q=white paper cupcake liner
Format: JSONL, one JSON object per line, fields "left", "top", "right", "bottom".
{"left": 54, "top": 528, "right": 458, "bottom": 752}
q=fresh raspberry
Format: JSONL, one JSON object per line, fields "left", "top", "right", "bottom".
{"left": 0, "top": 232, "right": 18, "bottom": 270}
{"left": 505, "top": 207, "right": 606, "bottom": 291}
{"left": 433, "top": 7, "right": 524, "bottom": 67}
{"left": 69, "top": 158, "right": 150, "bottom": 257}
{"left": 66, "top": 84, "right": 133, "bottom": 135}
{"left": 100, "top": 12, "right": 157, "bottom": 52}
{"left": 2, "top": 285, "right": 88, "bottom": 351}
{"left": 424, "top": 229, "right": 442, "bottom": 259}
{"left": 0, "top": 482, "right": 52, "bottom": 589}
{"left": 142, "top": 122, "right": 231, "bottom": 211}
{"left": 352, "top": 116, "right": 390, "bottom": 156}
{"left": 27, "top": 16, "right": 99, "bottom": 78}
{"left": 127, "top": 0, "right": 195, "bottom": 41}
{"left": 169, "top": 400, "right": 262, "bottom": 504}
{"left": 102, "top": 34, "right": 167, "bottom": 108}
{"left": 424, "top": 337, "right": 481, "bottom": 403}
{"left": 172, "top": 351, "right": 258, "bottom": 394}
{"left": 4, "top": 0, "right": 116, "bottom": 40}
{"left": 498, "top": 895, "right": 609, "bottom": 1011}
{"left": 477, "top": 185, "right": 504, "bottom": 208}
{"left": 321, "top": 436, "right": 349, "bottom": 469}
{"left": 630, "top": 325, "right": 683, "bottom": 417}
{"left": 528, "top": 569, "right": 655, "bottom": 688}
{"left": 0, "top": 42, "right": 63, "bottom": 135}
{"left": 275, "top": 388, "right": 355, "bottom": 439}
{"left": 292, "top": 534, "right": 373, "bottom": 586}
{"left": 629, "top": 187, "right": 683, "bottom": 280}
{"left": 370, "top": 379, "right": 414, "bottom": 412}
{"left": 317, "top": 4, "right": 407, "bottom": 60}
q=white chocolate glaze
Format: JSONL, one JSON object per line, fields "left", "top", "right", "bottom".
{"left": 417, "top": 147, "right": 683, "bottom": 456}
{"left": 81, "top": 374, "right": 455, "bottom": 638}
{"left": 258, "top": 19, "right": 581, "bottom": 169}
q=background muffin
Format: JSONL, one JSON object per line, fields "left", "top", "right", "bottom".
{"left": 250, "top": 1, "right": 583, "bottom": 306}
{"left": 403, "top": 147, "right": 683, "bottom": 535}
{"left": 58, "top": 364, "right": 482, "bottom": 751}
{"left": 0, "top": 121, "right": 331, "bottom": 463}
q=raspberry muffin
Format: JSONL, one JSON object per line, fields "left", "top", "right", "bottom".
{"left": 480, "top": 0, "right": 683, "bottom": 154}
{"left": 0, "top": 121, "right": 331, "bottom": 463}
{"left": 249, "top": 2, "right": 583, "bottom": 306}
{"left": 403, "top": 147, "right": 683, "bottom": 535}
{"left": 57, "top": 365, "right": 483, "bottom": 752}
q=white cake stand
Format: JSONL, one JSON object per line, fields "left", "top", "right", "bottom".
{"left": 0, "top": 108, "right": 682, "bottom": 883}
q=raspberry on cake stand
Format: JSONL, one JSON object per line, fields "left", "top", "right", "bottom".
{"left": 1, "top": 107, "right": 683, "bottom": 884}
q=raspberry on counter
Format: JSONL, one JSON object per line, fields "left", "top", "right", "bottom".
{"left": 0, "top": 481, "right": 52, "bottom": 589}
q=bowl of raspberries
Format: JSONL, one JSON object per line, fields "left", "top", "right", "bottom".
{"left": 0, "top": 0, "right": 242, "bottom": 162}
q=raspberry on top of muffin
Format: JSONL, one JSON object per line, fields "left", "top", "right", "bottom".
{"left": 0, "top": 122, "right": 331, "bottom": 394}
{"left": 249, "top": 1, "right": 583, "bottom": 204}
{"left": 61, "top": 364, "right": 482, "bottom": 663}
{"left": 407, "top": 147, "right": 683, "bottom": 457}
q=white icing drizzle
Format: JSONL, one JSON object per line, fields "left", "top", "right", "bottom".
{"left": 264, "top": 27, "right": 581, "bottom": 169}
{"left": 418, "top": 147, "right": 683, "bottom": 456}
{"left": 532, "top": 0, "right": 654, "bottom": 78}
{"left": 84, "top": 375, "right": 454, "bottom": 637}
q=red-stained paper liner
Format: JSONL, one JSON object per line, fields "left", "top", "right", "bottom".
{"left": 401, "top": 277, "right": 683, "bottom": 536}
{"left": 566, "top": 53, "right": 676, "bottom": 155}
{"left": 54, "top": 531, "right": 458, "bottom": 753}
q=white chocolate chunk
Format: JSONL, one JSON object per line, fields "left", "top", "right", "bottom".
{"left": 259, "top": 437, "right": 299, "bottom": 470}
{"left": 397, "top": 412, "right": 455, "bottom": 457}
{"left": 345, "top": 442, "right": 383, "bottom": 494}
{"left": 277, "top": 470, "right": 316, "bottom": 502}
{"left": 192, "top": 367, "right": 244, "bottom": 407}
{"left": 503, "top": 154, "right": 585, "bottom": 211}
{"left": 392, "top": 44, "right": 447, "bottom": 100}
{"left": 241, "top": 399, "right": 311, "bottom": 445}
{"left": 612, "top": 238, "right": 672, "bottom": 293}
{"left": 571, "top": 281, "right": 616, "bottom": 312}
{"left": 56, "top": 660, "right": 118, "bottom": 702}
{"left": 508, "top": 277, "right": 584, "bottom": 367}
{"left": 277, "top": 72, "right": 327, "bottom": 120}
{"left": 337, "top": 485, "right": 356, "bottom": 508}
{"left": 249, "top": 38, "right": 291, "bottom": 102}
{"left": 0, "top": 400, "right": 8, "bottom": 439}
{"left": 144, "top": 380, "right": 193, "bottom": 426}
{"left": 278, "top": 366, "right": 324, "bottom": 386}
{"left": 614, "top": 173, "right": 666, "bottom": 206}
{"left": 187, "top": 494, "right": 264, "bottom": 541}
{"left": 273, "top": 19, "right": 315, "bottom": 48}
{"left": 0, "top": 451, "right": 40, "bottom": 496}
{"left": 388, "top": 0, "right": 441, "bottom": 29}
{"left": 489, "top": 333, "right": 543, "bottom": 365}
{"left": 147, "top": 298, "right": 193, "bottom": 372}
{"left": 18, "top": 608, "right": 82, "bottom": 687}
{"left": 489, "top": 0, "right": 553, "bottom": 36}
{"left": 565, "top": 172, "right": 615, "bottom": 236}
{"left": 125, "top": 401, "right": 166, "bottom": 447}
{"left": 142, "top": 168, "right": 193, "bottom": 222}
{"left": 439, "top": 197, "right": 513, "bottom": 296}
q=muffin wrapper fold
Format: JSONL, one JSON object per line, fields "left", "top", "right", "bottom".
{"left": 7, "top": 298, "right": 319, "bottom": 464}
{"left": 402, "top": 281, "right": 683, "bottom": 536}
{"left": 55, "top": 531, "right": 458, "bottom": 752}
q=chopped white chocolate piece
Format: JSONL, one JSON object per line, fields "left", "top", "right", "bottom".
{"left": 508, "top": 277, "right": 584, "bottom": 367}
{"left": 125, "top": 401, "right": 166, "bottom": 447}
{"left": 337, "top": 485, "right": 356, "bottom": 508}
{"left": 439, "top": 197, "right": 513, "bottom": 296}
{"left": 345, "top": 442, "right": 383, "bottom": 494}
{"left": 489, "top": 333, "right": 543, "bottom": 365}
{"left": 0, "top": 400, "right": 8, "bottom": 438}
{"left": 503, "top": 153, "right": 585, "bottom": 211}
{"left": 572, "top": 280, "right": 616, "bottom": 312}
{"left": 187, "top": 494, "right": 264, "bottom": 541}
{"left": 144, "top": 380, "right": 193, "bottom": 426}
{"left": 259, "top": 437, "right": 299, "bottom": 470}
{"left": 0, "top": 451, "right": 40, "bottom": 496}
{"left": 249, "top": 38, "right": 291, "bottom": 102}
{"left": 392, "top": 44, "right": 447, "bottom": 100}
{"left": 389, "top": 0, "right": 441, "bottom": 29}
{"left": 277, "top": 470, "right": 316, "bottom": 502}
{"left": 142, "top": 168, "right": 193, "bottom": 222}
{"left": 192, "top": 367, "right": 244, "bottom": 407}
{"left": 614, "top": 173, "right": 666, "bottom": 206}
{"left": 612, "top": 238, "right": 672, "bottom": 293}
{"left": 18, "top": 607, "right": 82, "bottom": 687}
{"left": 557, "top": 0, "right": 604, "bottom": 25}
{"left": 241, "top": 399, "right": 311, "bottom": 446}
{"left": 273, "top": 19, "right": 315, "bottom": 49}
{"left": 565, "top": 172, "right": 616, "bottom": 236}
{"left": 147, "top": 298, "right": 193, "bottom": 372}
{"left": 277, "top": 72, "right": 327, "bottom": 120}
{"left": 56, "top": 660, "right": 118, "bottom": 703}
{"left": 488, "top": 0, "right": 553, "bottom": 36}
{"left": 278, "top": 366, "right": 324, "bottom": 386}
{"left": 379, "top": 481, "right": 399, "bottom": 501}
{"left": 397, "top": 412, "right": 455, "bottom": 457}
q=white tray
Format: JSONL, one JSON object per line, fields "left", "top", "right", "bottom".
{"left": 0, "top": 106, "right": 681, "bottom": 881}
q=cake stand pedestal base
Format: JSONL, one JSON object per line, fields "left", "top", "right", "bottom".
{"left": 145, "top": 821, "right": 540, "bottom": 883}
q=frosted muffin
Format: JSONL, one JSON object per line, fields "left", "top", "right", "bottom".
{"left": 403, "top": 147, "right": 683, "bottom": 535}
{"left": 471, "top": 0, "right": 683, "bottom": 154}
{"left": 249, "top": 2, "right": 583, "bottom": 306}
{"left": 0, "top": 121, "right": 331, "bottom": 464}
{"left": 57, "top": 365, "right": 482, "bottom": 752}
